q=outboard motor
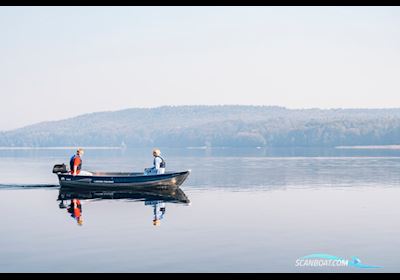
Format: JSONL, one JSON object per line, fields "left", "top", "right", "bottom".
{"left": 53, "top": 164, "right": 67, "bottom": 174}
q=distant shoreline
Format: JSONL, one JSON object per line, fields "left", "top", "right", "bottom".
{"left": 2, "top": 145, "right": 400, "bottom": 150}
{"left": 0, "top": 147, "right": 123, "bottom": 150}
{"left": 336, "top": 145, "right": 400, "bottom": 150}
{"left": 3, "top": 106, "right": 400, "bottom": 148}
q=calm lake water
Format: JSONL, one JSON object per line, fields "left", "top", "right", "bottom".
{"left": 1, "top": 147, "right": 400, "bottom": 272}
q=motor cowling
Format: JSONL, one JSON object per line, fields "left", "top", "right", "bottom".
{"left": 53, "top": 164, "right": 67, "bottom": 174}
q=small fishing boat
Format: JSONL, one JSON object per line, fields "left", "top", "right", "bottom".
{"left": 52, "top": 164, "right": 190, "bottom": 189}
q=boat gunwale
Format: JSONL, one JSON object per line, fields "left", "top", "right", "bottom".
{"left": 57, "top": 170, "right": 190, "bottom": 179}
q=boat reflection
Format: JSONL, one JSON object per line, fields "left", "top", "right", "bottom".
{"left": 57, "top": 186, "right": 190, "bottom": 226}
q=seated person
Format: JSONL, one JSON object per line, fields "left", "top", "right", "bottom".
{"left": 69, "top": 148, "right": 93, "bottom": 176}
{"left": 144, "top": 148, "right": 166, "bottom": 175}
{"left": 70, "top": 148, "right": 84, "bottom": 176}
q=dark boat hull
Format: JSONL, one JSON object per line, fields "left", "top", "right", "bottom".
{"left": 57, "top": 170, "right": 190, "bottom": 189}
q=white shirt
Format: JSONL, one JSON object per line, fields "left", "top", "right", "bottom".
{"left": 154, "top": 157, "right": 165, "bottom": 174}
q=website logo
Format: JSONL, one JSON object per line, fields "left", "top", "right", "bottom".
{"left": 295, "top": 254, "right": 382, "bottom": 269}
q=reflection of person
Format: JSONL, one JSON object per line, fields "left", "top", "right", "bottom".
{"left": 144, "top": 148, "right": 166, "bottom": 175}
{"left": 70, "top": 148, "right": 84, "bottom": 176}
{"left": 67, "top": 198, "right": 83, "bottom": 226}
{"left": 152, "top": 201, "right": 166, "bottom": 226}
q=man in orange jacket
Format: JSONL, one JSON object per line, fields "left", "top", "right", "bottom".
{"left": 70, "top": 148, "right": 84, "bottom": 176}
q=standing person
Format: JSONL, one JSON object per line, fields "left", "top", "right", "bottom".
{"left": 144, "top": 148, "right": 166, "bottom": 175}
{"left": 70, "top": 148, "right": 84, "bottom": 176}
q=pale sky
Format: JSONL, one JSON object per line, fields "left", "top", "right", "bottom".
{"left": 1, "top": 6, "right": 400, "bottom": 131}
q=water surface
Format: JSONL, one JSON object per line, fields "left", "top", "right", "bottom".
{"left": 0, "top": 147, "right": 399, "bottom": 272}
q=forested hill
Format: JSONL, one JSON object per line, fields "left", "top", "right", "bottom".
{"left": 1, "top": 105, "right": 400, "bottom": 148}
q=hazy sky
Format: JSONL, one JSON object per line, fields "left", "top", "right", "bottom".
{"left": 1, "top": 6, "right": 400, "bottom": 131}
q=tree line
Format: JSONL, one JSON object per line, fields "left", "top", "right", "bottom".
{"left": 1, "top": 106, "right": 400, "bottom": 148}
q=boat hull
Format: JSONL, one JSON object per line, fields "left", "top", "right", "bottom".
{"left": 57, "top": 170, "right": 190, "bottom": 190}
